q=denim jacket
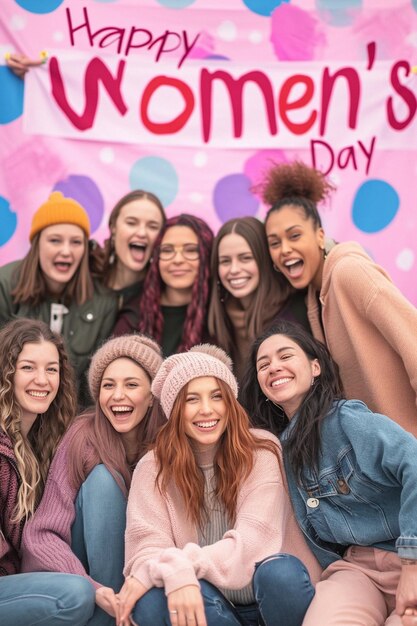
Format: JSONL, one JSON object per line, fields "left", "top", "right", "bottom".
{"left": 282, "top": 399, "right": 417, "bottom": 569}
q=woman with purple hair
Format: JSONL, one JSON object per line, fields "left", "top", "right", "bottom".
{"left": 114, "top": 214, "right": 214, "bottom": 356}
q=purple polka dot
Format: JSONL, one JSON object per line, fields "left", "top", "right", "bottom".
{"left": 271, "top": 4, "right": 326, "bottom": 61}
{"left": 53, "top": 175, "right": 104, "bottom": 234}
{"left": 213, "top": 174, "right": 259, "bottom": 223}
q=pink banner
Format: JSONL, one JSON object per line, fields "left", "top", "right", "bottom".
{"left": 24, "top": 49, "right": 417, "bottom": 150}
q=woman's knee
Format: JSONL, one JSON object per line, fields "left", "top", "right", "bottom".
{"left": 55, "top": 574, "right": 95, "bottom": 622}
{"left": 82, "top": 464, "right": 123, "bottom": 498}
{"left": 254, "top": 553, "right": 311, "bottom": 591}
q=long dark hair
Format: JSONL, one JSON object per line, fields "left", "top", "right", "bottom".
{"left": 208, "top": 217, "right": 291, "bottom": 355}
{"left": 138, "top": 214, "right": 213, "bottom": 352}
{"left": 240, "top": 320, "right": 343, "bottom": 483}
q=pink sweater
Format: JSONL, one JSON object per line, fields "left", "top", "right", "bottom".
{"left": 124, "top": 429, "right": 321, "bottom": 595}
{"left": 0, "top": 430, "right": 24, "bottom": 576}
{"left": 308, "top": 242, "right": 417, "bottom": 435}
{"left": 21, "top": 426, "right": 102, "bottom": 589}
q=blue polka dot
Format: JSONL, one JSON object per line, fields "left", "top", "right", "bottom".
{"left": 352, "top": 180, "right": 399, "bottom": 233}
{"left": 53, "top": 175, "right": 104, "bottom": 234}
{"left": 412, "top": 0, "right": 417, "bottom": 11}
{"left": 242, "top": 0, "right": 288, "bottom": 17}
{"left": 156, "top": 0, "right": 196, "bottom": 8}
{"left": 0, "top": 67, "right": 24, "bottom": 124}
{"left": 213, "top": 174, "right": 259, "bottom": 222}
{"left": 0, "top": 196, "right": 17, "bottom": 245}
{"left": 129, "top": 157, "right": 178, "bottom": 207}
{"left": 316, "top": 0, "right": 363, "bottom": 27}
{"left": 14, "top": 0, "right": 64, "bottom": 13}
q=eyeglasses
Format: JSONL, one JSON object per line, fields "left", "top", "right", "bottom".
{"left": 158, "top": 244, "right": 200, "bottom": 261}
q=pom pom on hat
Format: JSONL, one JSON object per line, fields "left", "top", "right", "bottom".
{"left": 152, "top": 344, "right": 238, "bottom": 419}
{"left": 29, "top": 191, "right": 91, "bottom": 242}
{"left": 88, "top": 334, "right": 163, "bottom": 401}
{"left": 189, "top": 343, "right": 234, "bottom": 370}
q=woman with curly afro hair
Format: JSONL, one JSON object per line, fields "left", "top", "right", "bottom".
{"left": 113, "top": 214, "right": 213, "bottom": 356}
{"left": 259, "top": 160, "right": 417, "bottom": 436}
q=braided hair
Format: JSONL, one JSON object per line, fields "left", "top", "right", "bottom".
{"left": 138, "top": 214, "right": 213, "bottom": 352}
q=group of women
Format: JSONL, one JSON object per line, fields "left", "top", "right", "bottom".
{"left": 1, "top": 160, "right": 417, "bottom": 626}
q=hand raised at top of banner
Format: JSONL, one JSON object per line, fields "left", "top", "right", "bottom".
{"left": 5, "top": 52, "right": 47, "bottom": 78}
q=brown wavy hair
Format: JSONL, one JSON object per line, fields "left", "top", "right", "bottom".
{"left": 11, "top": 232, "right": 93, "bottom": 307}
{"left": 0, "top": 318, "right": 76, "bottom": 521}
{"left": 208, "top": 217, "right": 291, "bottom": 356}
{"left": 154, "top": 378, "right": 280, "bottom": 527}
{"left": 257, "top": 161, "right": 335, "bottom": 228}
{"left": 91, "top": 190, "right": 166, "bottom": 287}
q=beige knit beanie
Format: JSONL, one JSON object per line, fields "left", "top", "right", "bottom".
{"left": 89, "top": 334, "right": 163, "bottom": 400}
{"left": 151, "top": 344, "right": 238, "bottom": 419}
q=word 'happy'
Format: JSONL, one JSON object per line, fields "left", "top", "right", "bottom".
{"left": 66, "top": 7, "right": 200, "bottom": 68}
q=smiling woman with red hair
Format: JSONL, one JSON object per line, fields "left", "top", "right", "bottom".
{"left": 116, "top": 344, "right": 321, "bottom": 626}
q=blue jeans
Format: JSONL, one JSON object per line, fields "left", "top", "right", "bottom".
{"left": 71, "top": 464, "right": 127, "bottom": 626}
{"left": 0, "top": 572, "right": 95, "bottom": 626}
{"left": 131, "top": 553, "right": 315, "bottom": 626}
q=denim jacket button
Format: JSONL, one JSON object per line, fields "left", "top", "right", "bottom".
{"left": 337, "top": 479, "right": 350, "bottom": 495}
{"left": 307, "top": 497, "right": 320, "bottom": 508}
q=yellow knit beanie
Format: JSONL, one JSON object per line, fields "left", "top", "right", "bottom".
{"left": 29, "top": 191, "right": 91, "bottom": 242}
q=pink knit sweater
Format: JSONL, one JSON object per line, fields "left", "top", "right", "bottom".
{"left": 124, "top": 429, "right": 321, "bottom": 595}
{"left": 0, "top": 430, "right": 24, "bottom": 576}
{"left": 21, "top": 426, "right": 102, "bottom": 589}
{"left": 307, "top": 242, "right": 417, "bottom": 435}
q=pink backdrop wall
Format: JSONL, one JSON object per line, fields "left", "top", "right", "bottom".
{"left": 1, "top": 0, "right": 416, "bottom": 304}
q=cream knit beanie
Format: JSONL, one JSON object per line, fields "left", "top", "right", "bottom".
{"left": 89, "top": 334, "right": 163, "bottom": 400}
{"left": 151, "top": 344, "right": 238, "bottom": 418}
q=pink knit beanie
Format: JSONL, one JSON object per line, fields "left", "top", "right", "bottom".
{"left": 151, "top": 344, "right": 238, "bottom": 419}
{"left": 89, "top": 334, "right": 163, "bottom": 400}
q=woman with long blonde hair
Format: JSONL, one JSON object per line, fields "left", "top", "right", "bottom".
{"left": 0, "top": 318, "right": 95, "bottom": 625}
{"left": 116, "top": 344, "right": 321, "bottom": 626}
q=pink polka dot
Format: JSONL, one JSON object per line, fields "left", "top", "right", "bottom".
{"left": 270, "top": 4, "right": 326, "bottom": 61}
